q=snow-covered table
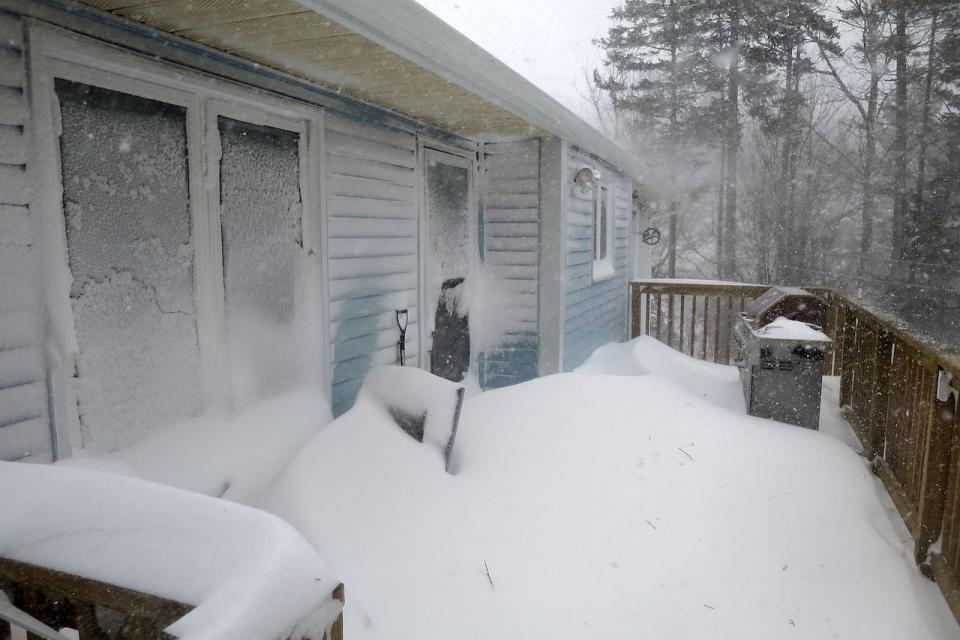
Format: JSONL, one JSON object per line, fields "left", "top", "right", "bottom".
{"left": 0, "top": 462, "right": 342, "bottom": 640}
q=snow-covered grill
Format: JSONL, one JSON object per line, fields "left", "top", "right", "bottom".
{"left": 734, "top": 287, "right": 832, "bottom": 430}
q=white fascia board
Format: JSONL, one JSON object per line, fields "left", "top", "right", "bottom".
{"left": 295, "top": 0, "right": 644, "bottom": 179}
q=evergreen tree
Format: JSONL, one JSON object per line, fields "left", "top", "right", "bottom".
{"left": 741, "top": 0, "right": 838, "bottom": 282}
{"left": 594, "top": 0, "right": 717, "bottom": 277}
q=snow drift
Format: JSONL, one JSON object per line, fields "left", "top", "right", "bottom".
{"left": 0, "top": 462, "right": 341, "bottom": 640}
{"left": 262, "top": 337, "right": 959, "bottom": 639}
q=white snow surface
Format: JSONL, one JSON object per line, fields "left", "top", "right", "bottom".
{"left": 60, "top": 391, "right": 332, "bottom": 503}
{"left": 263, "top": 337, "right": 959, "bottom": 639}
{"left": 758, "top": 317, "right": 831, "bottom": 342}
{"left": 0, "top": 462, "right": 341, "bottom": 640}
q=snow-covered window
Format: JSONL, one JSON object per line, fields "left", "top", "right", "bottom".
{"left": 425, "top": 154, "right": 471, "bottom": 342}
{"left": 593, "top": 183, "right": 614, "bottom": 281}
{"left": 55, "top": 79, "right": 202, "bottom": 451}
{"left": 218, "top": 117, "right": 306, "bottom": 401}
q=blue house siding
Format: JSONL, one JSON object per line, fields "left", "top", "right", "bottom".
{"left": 326, "top": 113, "right": 421, "bottom": 415}
{"left": 0, "top": 11, "right": 52, "bottom": 462}
{"left": 562, "top": 145, "right": 630, "bottom": 370}
{"left": 479, "top": 140, "right": 540, "bottom": 389}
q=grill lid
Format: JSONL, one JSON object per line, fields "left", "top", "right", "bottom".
{"left": 744, "top": 286, "right": 828, "bottom": 328}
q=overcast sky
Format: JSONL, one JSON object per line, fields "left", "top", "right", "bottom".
{"left": 414, "top": 0, "right": 621, "bottom": 123}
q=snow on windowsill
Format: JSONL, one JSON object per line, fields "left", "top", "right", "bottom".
{"left": 592, "top": 260, "right": 616, "bottom": 283}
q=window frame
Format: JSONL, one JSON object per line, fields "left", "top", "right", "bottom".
{"left": 592, "top": 180, "right": 615, "bottom": 282}
{"left": 29, "top": 24, "right": 330, "bottom": 452}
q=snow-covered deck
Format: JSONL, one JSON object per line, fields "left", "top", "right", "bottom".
{"left": 260, "top": 337, "right": 959, "bottom": 639}
{"left": 5, "top": 337, "right": 958, "bottom": 639}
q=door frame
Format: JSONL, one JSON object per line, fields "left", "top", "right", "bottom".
{"left": 417, "top": 139, "right": 478, "bottom": 373}
{"left": 28, "top": 22, "right": 330, "bottom": 453}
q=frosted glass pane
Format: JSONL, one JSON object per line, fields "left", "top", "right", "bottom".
{"left": 56, "top": 79, "right": 201, "bottom": 452}
{"left": 426, "top": 159, "right": 470, "bottom": 328}
{"left": 218, "top": 116, "right": 304, "bottom": 401}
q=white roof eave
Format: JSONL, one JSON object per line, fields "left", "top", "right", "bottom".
{"left": 295, "top": 0, "right": 644, "bottom": 179}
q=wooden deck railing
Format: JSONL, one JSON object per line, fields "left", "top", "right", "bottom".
{"left": 631, "top": 279, "right": 960, "bottom": 622}
{"left": 0, "top": 558, "right": 345, "bottom": 640}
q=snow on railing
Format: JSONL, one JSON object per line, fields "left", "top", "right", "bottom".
{"left": 0, "top": 462, "right": 345, "bottom": 640}
{"left": 0, "top": 558, "right": 345, "bottom": 640}
{"left": 629, "top": 279, "right": 960, "bottom": 625}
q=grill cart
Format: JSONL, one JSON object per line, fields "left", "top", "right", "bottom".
{"left": 734, "top": 287, "right": 832, "bottom": 430}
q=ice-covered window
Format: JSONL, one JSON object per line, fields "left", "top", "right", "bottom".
{"left": 56, "top": 79, "right": 202, "bottom": 452}
{"left": 218, "top": 117, "right": 305, "bottom": 402}
{"left": 426, "top": 157, "right": 471, "bottom": 329}
{"left": 593, "top": 183, "right": 614, "bottom": 281}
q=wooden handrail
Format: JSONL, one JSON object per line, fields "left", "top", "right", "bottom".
{"left": 0, "top": 558, "right": 345, "bottom": 640}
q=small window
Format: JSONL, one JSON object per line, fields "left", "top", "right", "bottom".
{"left": 592, "top": 184, "right": 614, "bottom": 281}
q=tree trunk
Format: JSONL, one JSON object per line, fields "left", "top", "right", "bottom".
{"left": 777, "top": 41, "right": 802, "bottom": 283}
{"left": 913, "top": 10, "right": 938, "bottom": 279}
{"left": 716, "top": 143, "right": 726, "bottom": 279}
{"left": 667, "top": 203, "right": 678, "bottom": 277}
{"left": 722, "top": 0, "right": 741, "bottom": 280}
{"left": 858, "top": 15, "right": 882, "bottom": 291}
{"left": 667, "top": 0, "right": 679, "bottom": 279}
{"left": 891, "top": 1, "right": 910, "bottom": 273}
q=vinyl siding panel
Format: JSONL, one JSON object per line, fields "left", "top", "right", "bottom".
{"left": 480, "top": 139, "right": 540, "bottom": 389}
{"left": 562, "top": 144, "right": 630, "bottom": 370}
{"left": 0, "top": 11, "right": 51, "bottom": 462}
{"left": 326, "top": 112, "right": 420, "bottom": 414}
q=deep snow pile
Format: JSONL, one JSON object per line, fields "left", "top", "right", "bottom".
{"left": 0, "top": 462, "right": 341, "bottom": 640}
{"left": 263, "top": 337, "right": 959, "bottom": 639}
{"left": 60, "top": 391, "right": 331, "bottom": 503}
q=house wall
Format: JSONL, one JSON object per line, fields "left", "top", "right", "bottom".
{"left": 562, "top": 144, "right": 631, "bottom": 370}
{"left": 0, "top": 11, "right": 52, "bottom": 462}
{"left": 0, "top": 6, "right": 639, "bottom": 460}
{"left": 325, "top": 113, "right": 421, "bottom": 415}
{"left": 478, "top": 140, "right": 540, "bottom": 388}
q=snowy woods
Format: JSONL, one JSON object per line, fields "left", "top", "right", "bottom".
{"left": 593, "top": 0, "right": 960, "bottom": 346}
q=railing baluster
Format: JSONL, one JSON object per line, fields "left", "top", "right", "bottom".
{"left": 868, "top": 331, "right": 893, "bottom": 461}
{"left": 701, "top": 296, "right": 709, "bottom": 360}
{"left": 713, "top": 296, "right": 721, "bottom": 364}
{"left": 667, "top": 294, "right": 675, "bottom": 348}
{"left": 689, "top": 295, "right": 697, "bottom": 357}
{"left": 679, "top": 295, "right": 686, "bottom": 353}
{"left": 723, "top": 296, "right": 733, "bottom": 365}
{"left": 644, "top": 291, "right": 651, "bottom": 336}
{"left": 916, "top": 367, "right": 954, "bottom": 564}
{"left": 655, "top": 293, "right": 662, "bottom": 340}
{"left": 839, "top": 307, "right": 857, "bottom": 407}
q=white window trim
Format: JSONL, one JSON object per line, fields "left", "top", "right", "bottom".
{"left": 592, "top": 181, "right": 615, "bottom": 282}
{"left": 28, "top": 22, "right": 330, "bottom": 451}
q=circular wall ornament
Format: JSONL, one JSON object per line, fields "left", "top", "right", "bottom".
{"left": 641, "top": 227, "right": 662, "bottom": 246}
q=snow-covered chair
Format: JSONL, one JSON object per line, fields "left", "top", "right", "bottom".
{"left": 359, "top": 365, "right": 465, "bottom": 473}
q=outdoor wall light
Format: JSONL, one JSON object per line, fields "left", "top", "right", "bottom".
{"left": 575, "top": 166, "right": 599, "bottom": 193}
